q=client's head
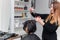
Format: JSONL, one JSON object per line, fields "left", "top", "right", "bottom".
{"left": 23, "top": 20, "right": 36, "bottom": 34}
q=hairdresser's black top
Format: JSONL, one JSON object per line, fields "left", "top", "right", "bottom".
{"left": 21, "top": 34, "right": 40, "bottom": 40}
{"left": 31, "top": 12, "right": 58, "bottom": 40}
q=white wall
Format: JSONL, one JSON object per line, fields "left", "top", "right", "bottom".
{"left": 0, "top": 0, "right": 11, "bottom": 32}
{"left": 35, "top": 0, "right": 50, "bottom": 14}
{"left": 10, "top": 0, "right": 14, "bottom": 33}
{"left": 0, "top": 0, "right": 2, "bottom": 30}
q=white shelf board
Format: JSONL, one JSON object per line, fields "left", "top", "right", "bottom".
{"left": 14, "top": 10, "right": 30, "bottom": 12}
{"left": 14, "top": 17, "right": 31, "bottom": 20}
{"left": 15, "top": 1, "right": 29, "bottom": 3}
{"left": 14, "top": 1, "right": 29, "bottom": 6}
{"left": 14, "top": 5, "right": 24, "bottom": 8}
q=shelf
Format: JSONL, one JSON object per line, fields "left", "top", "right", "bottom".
{"left": 15, "top": 1, "right": 29, "bottom": 6}
{"left": 14, "top": 5, "right": 24, "bottom": 8}
{"left": 14, "top": 9, "right": 29, "bottom": 12}
{"left": 15, "top": 0, "right": 29, "bottom": 3}
{"left": 14, "top": 17, "right": 31, "bottom": 20}
{"left": 15, "top": 0, "right": 20, "bottom": 1}
{"left": 14, "top": 1, "right": 29, "bottom": 7}
{"left": 14, "top": 26, "right": 23, "bottom": 29}
{"left": 14, "top": 0, "right": 31, "bottom": 34}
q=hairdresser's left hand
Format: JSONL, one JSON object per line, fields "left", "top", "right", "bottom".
{"left": 29, "top": 7, "right": 34, "bottom": 13}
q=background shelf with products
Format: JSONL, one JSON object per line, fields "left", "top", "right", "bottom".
{"left": 14, "top": 0, "right": 31, "bottom": 18}
{"left": 14, "top": 0, "right": 32, "bottom": 34}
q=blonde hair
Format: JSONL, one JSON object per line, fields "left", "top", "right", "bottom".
{"left": 45, "top": 1, "right": 60, "bottom": 26}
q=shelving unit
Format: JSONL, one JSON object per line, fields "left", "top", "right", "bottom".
{"left": 14, "top": 0, "right": 32, "bottom": 35}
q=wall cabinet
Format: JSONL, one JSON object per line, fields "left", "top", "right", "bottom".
{"left": 14, "top": 0, "right": 32, "bottom": 35}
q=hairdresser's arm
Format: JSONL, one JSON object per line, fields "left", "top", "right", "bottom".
{"left": 30, "top": 8, "right": 49, "bottom": 20}
{"left": 31, "top": 12, "right": 49, "bottom": 20}
{"left": 35, "top": 17, "right": 58, "bottom": 32}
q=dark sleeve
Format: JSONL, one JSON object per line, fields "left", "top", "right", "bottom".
{"left": 43, "top": 22, "right": 58, "bottom": 32}
{"left": 31, "top": 12, "right": 49, "bottom": 20}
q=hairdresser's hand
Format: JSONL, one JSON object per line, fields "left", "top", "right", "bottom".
{"left": 35, "top": 16, "right": 41, "bottom": 22}
{"left": 29, "top": 7, "right": 34, "bottom": 13}
{"left": 35, "top": 17, "right": 45, "bottom": 26}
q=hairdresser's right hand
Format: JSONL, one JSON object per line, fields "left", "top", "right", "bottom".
{"left": 35, "top": 17, "right": 45, "bottom": 26}
{"left": 29, "top": 7, "right": 34, "bottom": 13}
{"left": 35, "top": 16, "right": 41, "bottom": 22}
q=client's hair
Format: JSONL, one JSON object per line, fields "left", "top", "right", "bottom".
{"left": 23, "top": 20, "right": 36, "bottom": 34}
